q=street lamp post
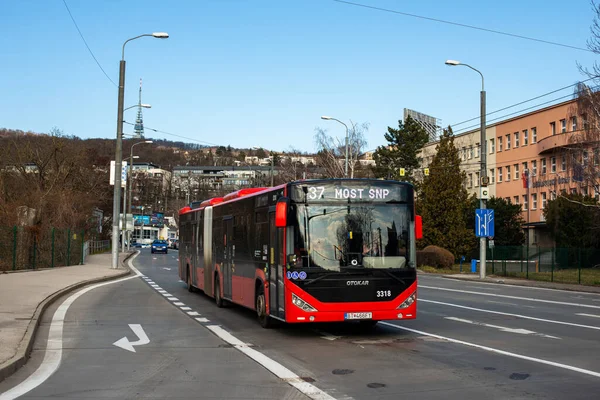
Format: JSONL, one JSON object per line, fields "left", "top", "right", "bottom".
{"left": 445, "top": 59, "right": 487, "bottom": 279}
{"left": 127, "top": 140, "right": 153, "bottom": 250}
{"left": 321, "top": 116, "right": 349, "bottom": 177}
{"left": 111, "top": 32, "right": 168, "bottom": 269}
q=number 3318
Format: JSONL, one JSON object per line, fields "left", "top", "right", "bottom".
{"left": 377, "top": 290, "right": 391, "bottom": 297}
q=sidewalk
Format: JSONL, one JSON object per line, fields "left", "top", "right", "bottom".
{"left": 439, "top": 272, "right": 600, "bottom": 294}
{"left": 0, "top": 252, "right": 134, "bottom": 383}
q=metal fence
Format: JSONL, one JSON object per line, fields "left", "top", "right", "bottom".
{"left": 479, "top": 246, "right": 600, "bottom": 285}
{"left": 0, "top": 226, "right": 87, "bottom": 271}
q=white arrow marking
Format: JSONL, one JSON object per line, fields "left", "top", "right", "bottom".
{"left": 445, "top": 317, "right": 560, "bottom": 339}
{"left": 576, "top": 313, "right": 600, "bottom": 319}
{"left": 162, "top": 267, "right": 171, "bottom": 271}
{"left": 113, "top": 324, "right": 150, "bottom": 352}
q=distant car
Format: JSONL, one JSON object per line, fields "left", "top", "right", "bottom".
{"left": 151, "top": 239, "right": 168, "bottom": 254}
{"left": 169, "top": 239, "right": 179, "bottom": 249}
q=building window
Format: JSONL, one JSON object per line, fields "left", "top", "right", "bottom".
{"left": 498, "top": 136, "right": 503, "bottom": 151}
{"left": 468, "top": 173, "right": 473, "bottom": 188}
{"left": 550, "top": 122, "right": 556, "bottom": 135}
{"left": 514, "top": 196, "right": 519, "bottom": 205}
{"left": 561, "top": 155, "right": 566, "bottom": 171}
{"left": 551, "top": 191, "right": 556, "bottom": 200}
{"left": 541, "top": 158, "right": 547, "bottom": 175}
{"left": 514, "top": 163, "right": 520, "bottom": 179}
{"left": 475, "top": 143, "right": 480, "bottom": 158}
{"left": 498, "top": 167, "right": 503, "bottom": 182}
{"left": 532, "top": 160, "right": 537, "bottom": 176}
{"left": 522, "top": 162, "right": 528, "bottom": 176}
{"left": 523, "top": 129, "right": 528, "bottom": 145}
{"left": 542, "top": 192, "right": 547, "bottom": 209}
{"left": 514, "top": 132, "right": 520, "bottom": 148}
{"left": 506, "top": 134, "right": 511, "bottom": 149}
{"left": 551, "top": 156, "right": 556, "bottom": 173}
{"left": 571, "top": 188, "right": 577, "bottom": 195}
{"left": 490, "top": 168, "right": 495, "bottom": 184}
{"left": 523, "top": 195, "right": 528, "bottom": 210}
{"left": 532, "top": 127, "right": 537, "bottom": 143}
{"left": 583, "top": 150, "right": 589, "bottom": 166}
{"left": 572, "top": 116, "right": 577, "bottom": 131}
{"left": 560, "top": 119, "right": 566, "bottom": 133}
{"left": 475, "top": 172, "right": 480, "bottom": 187}
{"left": 490, "top": 138, "right": 495, "bottom": 153}
{"left": 506, "top": 165, "right": 511, "bottom": 181}
{"left": 506, "top": 197, "right": 511, "bottom": 203}
{"left": 469, "top": 146, "right": 473, "bottom": 159}
{"left": 594, "top": 148, "right": 600, "bottom": 166}
{"left": 532, "top": 193, "right": 537, "bottom": 210}
{"left": 462, "top": 147, "right": 467, "bottom": 161}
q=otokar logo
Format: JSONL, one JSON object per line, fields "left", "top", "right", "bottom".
{"left": 347, "top": 280, "right": 369, "bottom": 286}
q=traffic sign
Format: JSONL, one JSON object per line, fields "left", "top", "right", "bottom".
{"left": 475, "top": 209, "right": 494, "bottom": 237}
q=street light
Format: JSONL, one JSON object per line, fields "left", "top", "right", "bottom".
{"left": 124, "top": 104, "right": 152, "bottom": 112}
{"left": 111, "top": 32, "right": 168, "bottom": 269}
{"left": 126, "top": 140, "right": 153, "bottom": 250}
{"left": 445, "top": 59, "right": 487, "bottom": 279}
{"left": 321, "top": 116, "right": 349, "bottom": 177}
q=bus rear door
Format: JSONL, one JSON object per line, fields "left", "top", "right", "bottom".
{"left": 268, "top": 210, "right": 285, "bottom": 319}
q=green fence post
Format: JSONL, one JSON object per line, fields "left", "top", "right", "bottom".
{"left": 526, "top": 245, "right": 530, "bottom": 278}
{"left": 551, "top": 247, "right": 555, "bottom": 282}
{"left": 81, "top": 229, "right": 85, "bottom": 265}
{"left": 578, "top": 247, "right": 582, "bottom": 285}
{"left": 51, "top": 227, "right": 55, "bottom": 268}
{"left": 67, "top": 228, "right": 71, "bottom": 266}
{"left": 12, "top": 226, "right": 17, "bottom": 270}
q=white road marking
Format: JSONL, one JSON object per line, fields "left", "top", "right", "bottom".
{"left": 381, "top": 322, "right": 600, "bottom": 379}
{"left": 576, "top": 313, "right": 600, "bottom": 319}
{"left": 112, "top": 324, "right": 151, "bottom": 352}
{"left": 162, "top": 267, "right": 171, "bottom": 271}
{"left": 173, "top": 302, "right": 185, "bottom": 306}
{"left": 187, "top": 311, "right": 201, "bottom": 316}
{"left": 161, "top": 293, "right": 172, "bottom": 297}
{"left": 180, "top": 306, "right": 192, "bottom": 311}
{"left": 195, "top": 317, "right": 209, "bottom": 322}
{"left": 167, "top": 297, "right": 179, "bottom": 301}
{"left": 152, "top": 257, "right": 157, "bottom": 260}
{"left": 157, "top": 290, "right": 167, "bottom": 294}
{"left": 420, "top": 285, "right": 600, "bottom": 309}
{"left": 0, "top": 253, "right": 142, "bottom": 400}
{"left": 425, "top": 276, "right": 600, "bottom": 296}
{"left": 206, "top": 325, "right": 336, "bottom": 399}
{"left": 445, "top": 317, "right": 560, "bottom": 339}
{"left": 421, "top": 299, "right": 600, "bottom": 331}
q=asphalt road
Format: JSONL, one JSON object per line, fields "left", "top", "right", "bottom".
{"left": 2, "top": 250, "right": 600, "bottom": 399}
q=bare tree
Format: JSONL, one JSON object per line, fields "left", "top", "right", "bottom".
{"left": 314, "top": 121, "right": 368, "bottom": 178}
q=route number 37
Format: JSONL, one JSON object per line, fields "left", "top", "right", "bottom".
{"left": 307, "top": 186, "right": 325, "bottom": 200}
{"left": 377, "top": 290, "right": 391, "bottom": 298}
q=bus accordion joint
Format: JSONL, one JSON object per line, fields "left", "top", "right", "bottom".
{"left": 275, "top": 197, "right": 290, "bottom": 228}
{"left": 415, "top": 215, "right": 423, "bottom": 240}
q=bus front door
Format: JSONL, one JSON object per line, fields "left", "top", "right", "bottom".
{"left": 268, "top": 211, "right": 285, "bottom": 319}
{"left": 223, "top": 217, "right": 233, "bottom": 300}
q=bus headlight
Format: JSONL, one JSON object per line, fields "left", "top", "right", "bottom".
{"left": 292, "top": 293, "right": 317, "bottom": 312}
{"left": 397, "top": 292, "right": 416, "bottom": 309}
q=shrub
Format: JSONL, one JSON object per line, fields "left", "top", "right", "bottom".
{"left": 417, "top": 245, "right": 454, "bottom": 269}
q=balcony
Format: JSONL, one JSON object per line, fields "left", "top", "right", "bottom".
{"left": 536, "top": 132, "right": 575, "bottom": 154}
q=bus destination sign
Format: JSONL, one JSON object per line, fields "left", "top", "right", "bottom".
{"left": 290, "top": 181, "right": 410, "bottom": 203}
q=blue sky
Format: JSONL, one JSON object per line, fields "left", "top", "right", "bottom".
{"left": 1, "top": 0, "right": 598, "bottom": 154}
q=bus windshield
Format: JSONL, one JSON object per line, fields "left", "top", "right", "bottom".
{"left": 291, "top": 203, "right": 414, "bottom": 271}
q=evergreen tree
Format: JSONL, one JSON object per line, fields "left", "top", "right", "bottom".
{"left": 419, "top": 127, "right": 471, "bottom": 258}
{"left": 372, "top": 115, "right": 429, "bottom": 187}
{"left": 544, "top": 193, "right": 600, "bottom": 248}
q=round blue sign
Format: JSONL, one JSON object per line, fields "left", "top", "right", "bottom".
{"left": 298, "top": 271, "right": 307, "bottom": 280}
{"left": 286, "top": 271, "right": 293, "bottom": 279}
{"left": 291, "top": 271, "right": 299, "bottom": 280}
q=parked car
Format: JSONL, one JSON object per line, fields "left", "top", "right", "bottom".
{"left": 169, "top": 239, "right": 179, "bottom": 249}
{"left": 151, "top": 239, "right": 168, "bottom": 254}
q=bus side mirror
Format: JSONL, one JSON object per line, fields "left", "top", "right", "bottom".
{"left": 276, "top": 197, "right": 290, "bottom": 228}
{"left": 415, "top": 215, "right": 423, "bottom": 240}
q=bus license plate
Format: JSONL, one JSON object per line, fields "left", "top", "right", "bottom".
{"left": 345, "top": 312, "right": 372, "bottom": 320}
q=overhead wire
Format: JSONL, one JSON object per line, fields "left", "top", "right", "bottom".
{"left": 61, "top": 0, "right": 117, "bottom": 87}
{"left": 333, "top": 0, "right": 593, "bottom": 53}
{"left": 122, "top": 121, "right": 222, "bottom": 147}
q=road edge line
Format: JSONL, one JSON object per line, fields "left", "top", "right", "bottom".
{"left": 0, "top": 252, "right": 135, "bottom": 384}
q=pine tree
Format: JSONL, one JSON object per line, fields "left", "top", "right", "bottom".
{"left": 372, "top": 116, "right": 429, "bottom": 187}
{"left": 419, "top": 127, "right": 472, "bottom": 258}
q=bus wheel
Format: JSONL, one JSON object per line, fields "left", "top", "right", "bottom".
{"left": 214, "top": 277, "right": 224, "bottom": 308}
{"left": 256, "top": 286, "right": 273, "bottom": 328}
{"left": 186, "top": 267, "right": 196, "bottom": 293}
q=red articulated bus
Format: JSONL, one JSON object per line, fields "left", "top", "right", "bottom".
{"left": 178, "top": 179, "right": 422, "bottom": 328}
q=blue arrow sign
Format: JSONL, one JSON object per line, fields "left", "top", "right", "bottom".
{"left": 475, "top": 209, "right": 494, "bottom": 238}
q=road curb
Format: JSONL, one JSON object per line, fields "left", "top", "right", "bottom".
{"left": 0, "top": 251, "right": 136, "bottom": 384}
{"left": 440, "top": 274, "right": 600, "bottom": 294}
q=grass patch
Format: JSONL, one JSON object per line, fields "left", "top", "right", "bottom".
{"left": 496, "top": 268, "right": 600, "bottom": 286}
{"left": 418, "top": 264, "right": 471, "bottom": 275}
